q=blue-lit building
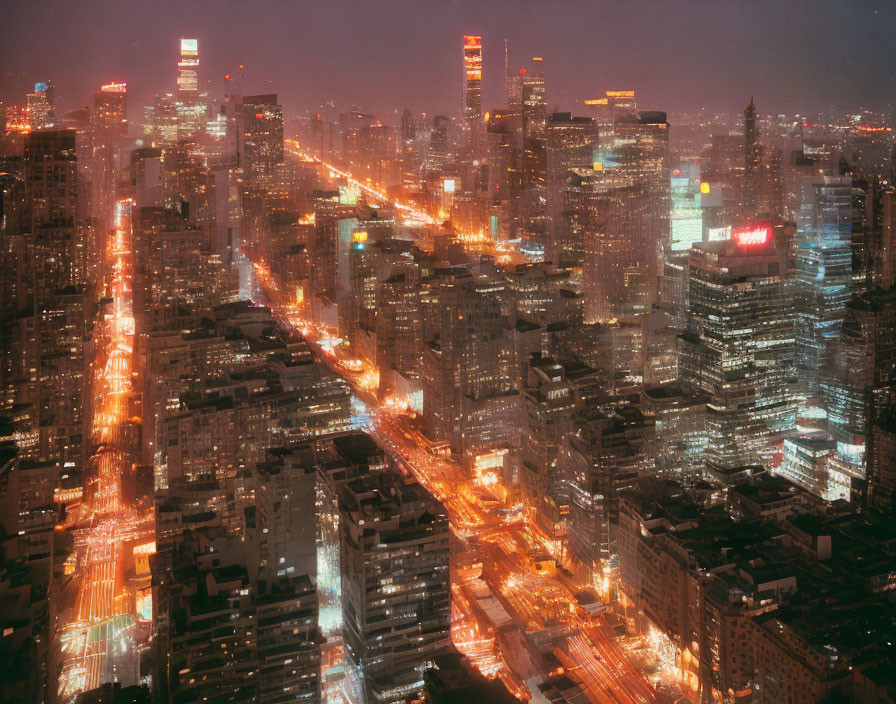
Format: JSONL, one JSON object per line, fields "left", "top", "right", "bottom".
{"left": 794, "top": 178, "right": 857, "bottom": 400}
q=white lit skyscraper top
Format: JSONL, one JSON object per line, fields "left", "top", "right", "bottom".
{"left": 177, "top": 38, "right": 199, "bottom": 97}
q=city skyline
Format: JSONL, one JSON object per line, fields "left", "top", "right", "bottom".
{"left": 2, "top": 0, "right": 895, "bottom": 124}
{"left": 2, "top": 8, "right": 896, "bottom": 704}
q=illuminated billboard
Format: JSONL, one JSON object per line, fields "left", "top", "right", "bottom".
{"left": 443, "top": 178, "right": 456, "bottom": 194}
{"left": 732, "top": 223, "right": 772, "bottom": 249}
{"left": 707, "top": 226, "right": 731, "bottom": 242}
{"left": 136, "top": 587, "right": 152, "bottom": 622}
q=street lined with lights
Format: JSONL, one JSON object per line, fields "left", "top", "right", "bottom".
{"left": 56, "top": 200, "right": 154, "bottom": 702}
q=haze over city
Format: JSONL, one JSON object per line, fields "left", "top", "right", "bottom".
{"left": 3, "top": 0, "right": 896, "bottom": 121}
{"left": 1, "top": 4, "right": 896, "bottom": 704}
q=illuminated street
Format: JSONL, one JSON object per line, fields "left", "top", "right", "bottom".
{"left": 55, "top": 200, "right": 154, "bottom": 702}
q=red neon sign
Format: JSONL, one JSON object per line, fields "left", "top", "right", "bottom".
{"left": 732, "top": 224, "right": 772, "bottom": 249}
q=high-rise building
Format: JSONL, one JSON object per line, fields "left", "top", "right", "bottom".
{"left": 556, "top": 406, "right": 650, "bottom": 578}
{"left": 26, "top": 81, "right": 55, "bottom": 130}
{"left": 519, "top": 356, "right": 576, "bottom": 537}
{"left": 237, "top": 94, "right": 284, "bottom": 180}
{"left": 422, "top": 271, "right": 516, "bottom": 462}
{"left": 582, "top": 184, "right": 652, "bottom": 322}
{"left": 520, "top": 64, "right": 547, "bottom": 195}
{"left": 339, "top": 471, "right": 450, "bottom": 704}
{"left": 680, "top": 224, "right": 797, "bottom": 471}
{"left": 462, "top": 35, "right": 482, "bottom": 157}
{"left": 669, "top": 160, "right": 704, "bottom": 254}
{"left": 545, "top": 112, "right": 597, "bottom": 267}
{"left": 177, "top": 38, "right": 199, "bottom": 99}
{"left": 613, "top": 109, "right": 670, "bottom": 292}
{"left": 816, "top": 286, "right": 896, "bottom": 500}
{"left": 92, "top": 82, "right": 128, "bottom": 230}
{"left": 794, "top": 177, "right": 857, "bottom": 400}
{"left": 743, "top": 97, "right": 761, "bottom": 217}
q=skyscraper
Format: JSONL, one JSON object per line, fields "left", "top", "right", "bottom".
{"left": 743, "top": 97, "right": 761, "bottom": 217}
{"left": 237, "top": 94, "right": 284, "bottom": 180}
{"left": 545, "top": 112, "right": 597, "bottom": 266}
{"left": 339, "top": 471, "right": 450, "bottom": 704}
{"left": 177, "top": 38, "right": 199, "bottom": 99}
{"left": 680, "top": 224, "right": 797, "bottom": 471}
{"left": 462, "top": 35, "right": 482, "bottom": 158}
{"left": 92, "top": 82, "right": 128, "bottom": 230}
{"left": 794, "top": 177, "right": 857, "bottom": 400}
{"left": 26, "top": 81, "right": 55, "bottom": 130}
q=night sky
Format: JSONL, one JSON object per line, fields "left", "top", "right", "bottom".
{"left": 2, "top": 0, "right": 893, "bottom": 124}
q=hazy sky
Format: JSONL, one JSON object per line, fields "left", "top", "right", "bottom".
{"left": 2, "top": 0, "right": 893, "bottom": 124}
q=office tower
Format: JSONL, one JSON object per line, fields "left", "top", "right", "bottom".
{"left": 375, "top": 259, "right": 425, "bottom": 400}
{"left": 582, "top": 184, "right": 652, "bottom": 322}
{"left": 680, "top": 224, "right": 796, "bottom": 472}
{"left": 743, "top": 97, "right": 761, "bottom": 216}
{"left": 0, "top": 465, "right": 57, "bottom": 702}
{"left": 161, "top": 527, "right": 321, "bottom": 704}
{"left": 14, "top": 131, "right": 90, "bottom": 468}
{"left": 237, "top": 94, "right": 284, "bottom": 181}
{"left": 504, "top": 42, "right": 521, "bottom": 111}
{"left": 641, "top": 381, "right": 709, "bottom": 482}
{"left": 485, "top": 109, "right": 521, "bottom": 199}
{"left": 556, "top": 406, "right": 650, "bottom": 579}
{"left": 545, "top": 112, "right": 597, "bottom": 267}
{"left": 314, "top": 431, "right": 390, "bottom": 641}
{"left": 484, "top": 108, "right": 522, "bottom": 240}
{"left": 877, "top": 189, "right": 896, "bottom": 289}
{"left": 143, "top": 91, "right": 207, "bottom": 144}
{"left": 613, "top": 110, "right": 670, "bottom": 290}
{"left": 462, "top": 35, "right": 482, "bottom": 158}
{"left": 132, "top": 207, "right": 217, "bottom": 330}
{"left": 584, "top": 90, "right": 636, "bottom": 136}
{"left": 426, "top": 115, "right": 452, "bottom": 170}
{"left": 816, "top": 287, "right": 896, "bottom": 500}
{"left": 500, "top": 260, "right": 572, "bottom": 323}
{"left": 92, "top": 82, "right": 128, "bottom": 231}
{"left": 519, "top": 356, "right": 576, "bottom": 537}
{"left": 669, "top": 160, "right": 704, "bottom": 254}
{"left": 521, "top": 66, "right": 547, "bottom": 148}
{"left": 794, "top": 177, "right": 856, "bottom": 400}
{"left": 340, "top": 112, "right": 398, "bottom": 185}
{"left": 339, "top": 471, "right": 450, "bottom": 704}
{"left": 26, "top": 81, "right": 55, "bottom": 130}
{"left": 25, "top": 129, "right": 78, "bottom": 230}
{"left": 311, "top": 191, "right": 354, "bottom": 304}
{"left": 93, "top": 83, "right": 128, "bottom": 138}
{"left": 422, "top": 271, "right": 516, "bottom": 463}
{"left": 177, "top": 38, "right": 199, "bottom": 99}
{"left": 341, "top": 208, "right": 400, "bottom": 360}
{"left": 520, "top": 65, "right": 547, "bottom": 192}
